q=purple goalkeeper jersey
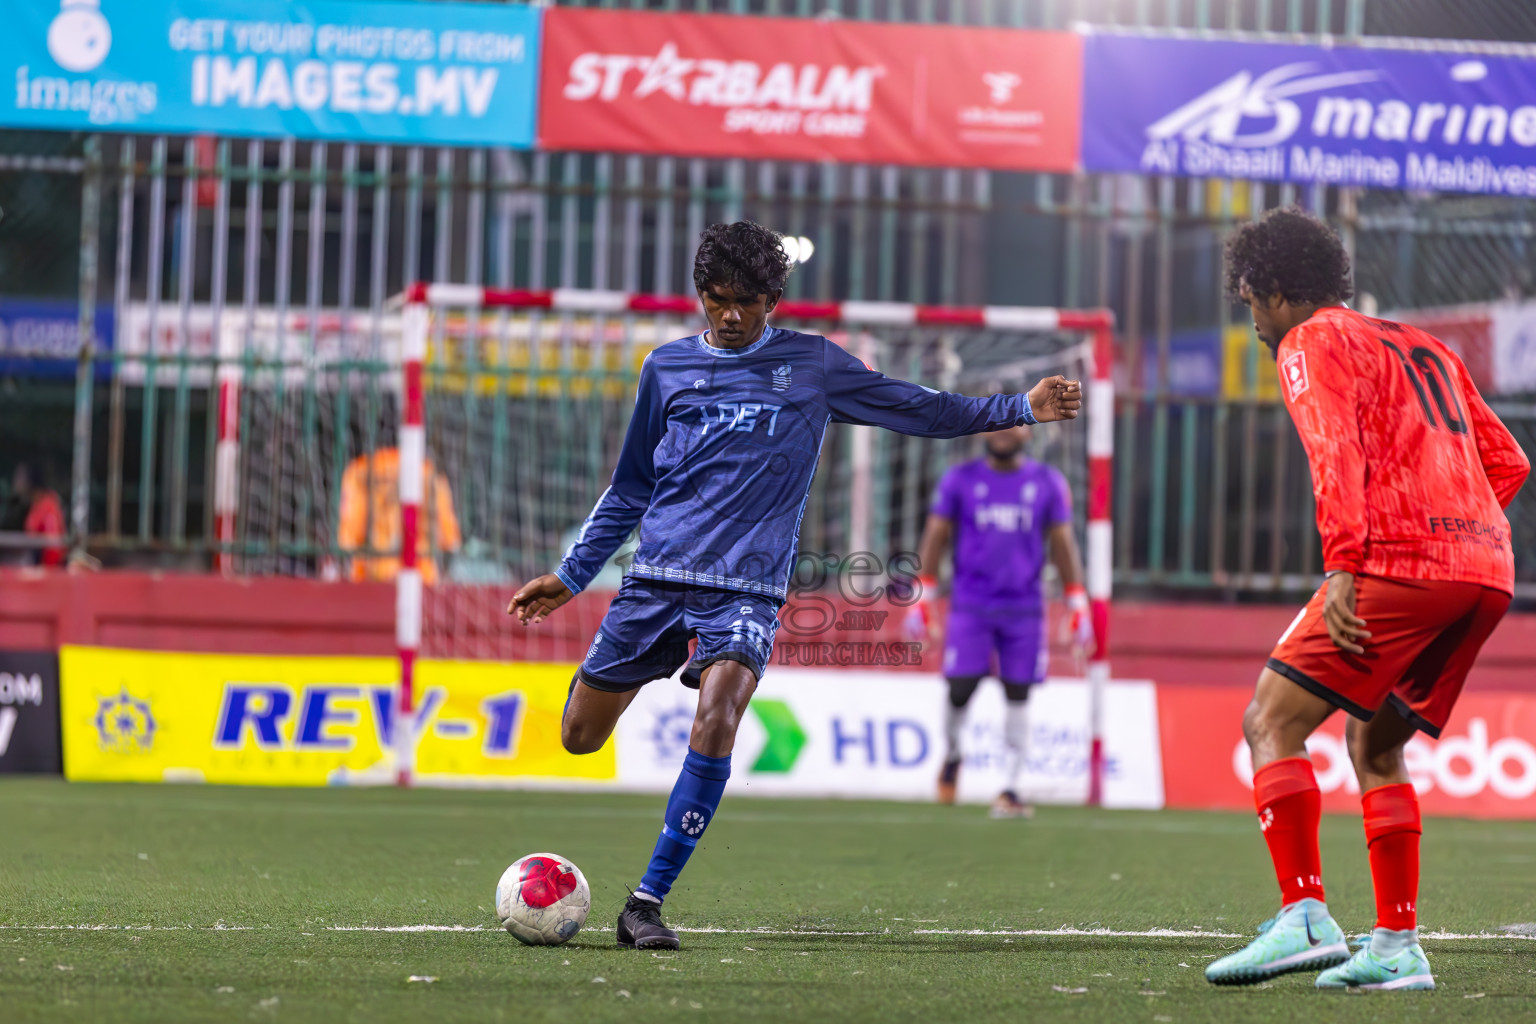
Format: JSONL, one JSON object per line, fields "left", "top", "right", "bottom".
{"left": 931, "top": 457, "right": 1072, "bottom": 612}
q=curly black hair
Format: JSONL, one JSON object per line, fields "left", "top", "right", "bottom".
{"left": 1224, "top": 207, "right": 1353, "bottom": 307}
{"left": 692, "top": 221, "right": 792, "bottom": 297}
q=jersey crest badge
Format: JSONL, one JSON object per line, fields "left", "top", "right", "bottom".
{"left": 1282, "top": 350, "right": 1309, "bottom": 400}
{"left": 771, "top": 363, "right": 792, "bottom": 391}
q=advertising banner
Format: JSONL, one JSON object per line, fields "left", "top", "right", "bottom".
{"left": 1491, "top": 300, "right": 1536, "bottom": 395}
{"left": 1139, "top": 329, "right": 1222, "bottom": 398}
{"left": 539, "top": 9, "right": 1081, "bottom": 171}
{"left": 1083, "top": 34, "right": 1536, "bottom": 196}
{"left": 59, "top": 647, "right": 613, "bottom": 786}
{"left": 615, "top": 669, "right": 1164, "bottom": 809}
{"left": 0, "top": 299, "right": 113, "bottom": 381}
{"left": 57, "top": 646, "right": 1158, "bottom": 806}
{"left": 0, "top": 651, "right": 62, "bottom": 774}
{"left": 1395, "top": 305, "right": 1499, "bottom": 396}
{"left": 2, "top": 0, "right": 540, "bottom": 146}
{"left": 1159, "top": 683, "right": 1536, "bottom": 819}
{"left": 1220, "top": 324, "right": 1281, "bottom": 401}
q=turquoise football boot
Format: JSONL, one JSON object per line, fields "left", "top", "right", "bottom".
{"left": 1205, "top": 898, "right": 1349, "bottom": 985}
{"left": 1315, "top": 929, "right": 1436, "bottom": 990}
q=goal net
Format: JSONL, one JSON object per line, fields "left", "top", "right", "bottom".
{"left": 384, "top": 285, "right": 1115, "bottom": 796}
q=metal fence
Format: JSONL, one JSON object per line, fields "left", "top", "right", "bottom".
{"left": 5, "top": 0, "right": 1536, "bottom": 599}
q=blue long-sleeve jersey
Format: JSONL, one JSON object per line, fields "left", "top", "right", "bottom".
{"left": 554, "top": 327, "right": 1038, "bottom": 600}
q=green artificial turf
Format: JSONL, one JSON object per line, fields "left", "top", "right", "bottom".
{"left": 1, "top": 780, "right": 1534, "bottom": 1022}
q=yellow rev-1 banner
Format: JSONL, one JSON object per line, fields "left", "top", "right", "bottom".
{"left": 59, "top": 647, "right": 610, "bottom": 786}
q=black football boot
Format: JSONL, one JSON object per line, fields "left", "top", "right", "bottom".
{"left": 617, "top": 894, "right": 681, "bottom": 950}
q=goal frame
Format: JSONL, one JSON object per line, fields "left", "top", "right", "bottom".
{"left": 387, "top": 283, "right": 1116, "bottom": 801}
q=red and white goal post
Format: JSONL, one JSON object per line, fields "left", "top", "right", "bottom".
{"left": 388, "top": 283, "right": 1115, "bottom": 800}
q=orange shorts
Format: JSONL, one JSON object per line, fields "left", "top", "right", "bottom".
{"left": 1268, "top": 575, "right": 1510, "bottom": 738}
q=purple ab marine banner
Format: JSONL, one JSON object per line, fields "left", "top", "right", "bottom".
{"left": 1082, "top": 33, "right": 1536, "bottom": 196}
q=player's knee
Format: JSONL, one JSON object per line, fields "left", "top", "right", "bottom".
{"left": 1242, "top": 698, "right": 1281, "bottom": 756}
{"left": 690, "top": 700, "right": 743, "bottom": 751}
{"left": 690, "top": 667, "right": 756, "bottom": 751}
{"left": 560, "top": 719, "right": 606, "bottom": 756}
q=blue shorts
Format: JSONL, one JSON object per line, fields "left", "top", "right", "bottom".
{"left": 578, "top": 577, "right": 782, "bottom": 693}
{"left": 942, "top": 606, "right": 1047, "bottom": 684}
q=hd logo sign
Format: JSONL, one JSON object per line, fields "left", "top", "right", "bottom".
{"left": 58, "top": 646, "right": 612, "bottom": 786}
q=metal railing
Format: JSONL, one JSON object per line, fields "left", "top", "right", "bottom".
{"left": 5, "top": 0, "right": 1536, "bottom": 602}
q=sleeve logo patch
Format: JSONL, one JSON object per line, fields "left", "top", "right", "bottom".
{"left": 1283, "top": 350, "right": 1309, "bottom": 400}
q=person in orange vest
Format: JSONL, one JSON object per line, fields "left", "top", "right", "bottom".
{"left": 10, "top": 462, "right": 65, "bottom": 567}
{"left": 337, "top": 447, "right": 461, "bottom": 584}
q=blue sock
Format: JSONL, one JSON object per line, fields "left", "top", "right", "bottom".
{"left": 636, "top": 747, "right": 731, "bottom": 903}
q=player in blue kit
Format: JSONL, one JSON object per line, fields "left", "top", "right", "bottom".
{"left": 907, "top": 426, "right": 1092, "bottom": 818}
{"left": 510, "top": 221, "right": 1082, "bottom": 950}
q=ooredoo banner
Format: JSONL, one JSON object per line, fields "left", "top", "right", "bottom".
{"left": 538, "top": 9, "right": 1081, "bottom": 171}
{"left": 2, "top": 0, "right": 539, "bottom": 145}
{"left": 1159, "top": 683, "right": 1536, "bottom": 819}
{"left": 1083, "top": 34, "right": 1536, "bottom": 195}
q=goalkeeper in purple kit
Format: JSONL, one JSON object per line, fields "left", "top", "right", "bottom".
{"left": 908, "top": 425, "right": 1092, "bottom": 818}
{"left": 511, "top": 221, "right": 1082, "bottom": 950}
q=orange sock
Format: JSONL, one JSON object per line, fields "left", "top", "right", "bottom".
{"left": 1253, "top": 757, "right": 1325, "bottom": 906}
{"left": 1363, "top": 783, "right": 1421, "bottom": 931}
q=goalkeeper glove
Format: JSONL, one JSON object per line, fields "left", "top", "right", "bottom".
{"left": 1064, "top": 583, "right": 1094, "bottom": 652}
{"left": 903, "top": 574, "right": 939, "bottom": 641}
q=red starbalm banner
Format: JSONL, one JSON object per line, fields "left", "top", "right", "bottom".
{"left": 538, "top": 9, "right": 1081, "bottom": 171}
{"left": 1158, "top": 684, "right": 1536, "bottom": 820}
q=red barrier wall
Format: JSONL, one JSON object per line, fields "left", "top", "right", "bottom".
{"left": 3, "top": 569, "right": 1533, "bottom": 694}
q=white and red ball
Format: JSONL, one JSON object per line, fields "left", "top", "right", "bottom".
{"left": 495, "top": 853, "right": 590, "bottom": 945}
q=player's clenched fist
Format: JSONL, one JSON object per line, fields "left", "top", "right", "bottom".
{"left": 509, "top": 574, "right": 574, "bottom": 625}
{"left": 1028, "top": 375, "right": 1083, "bottom": 422}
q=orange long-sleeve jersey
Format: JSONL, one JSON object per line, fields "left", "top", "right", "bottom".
{"left": 1279, "top": 306, "right": 1530, "bottom": 595}
{"left": 337, "top": 449, "right": 462, "bottom": 585}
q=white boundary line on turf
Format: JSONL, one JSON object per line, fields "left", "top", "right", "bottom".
{"left": 3, "top": 924, "right": 1533, "bottom": 941}
{"left": 0, "top": 924, "right": 255, "bottom": 931}
{"left": 675, "top": 928, "right": 890, "bottom": 936}
{"left": 916, "top": 928, "right": 1244, "bottom": 938}
{"left": 328, "top": 925, "right": 488, "bottom": 932}
{"left": 915, "top": 927, "right": 1536, "bottom": 941}
{"left": 326, "top": 925, "right": 893, "bottom": 936}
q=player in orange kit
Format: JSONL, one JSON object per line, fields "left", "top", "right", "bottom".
{"left": 1205, "top": 209, "right": 1529, "bottom": 991}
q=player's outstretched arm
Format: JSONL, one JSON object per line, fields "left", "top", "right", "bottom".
{"left": 823, "top": 341, "right": 1077, "bottom": 436}
{"left": 1027, "top": 376, "right": 1083, "bottom": 422}
{"left": 509, "top": 574, "right": 574, "bottom": 626}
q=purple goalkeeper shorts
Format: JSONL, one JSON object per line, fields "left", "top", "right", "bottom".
{"left": 941, "top": 606, "right": 1048, "bottom": 684}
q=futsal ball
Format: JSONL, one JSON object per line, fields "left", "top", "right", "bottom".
{"left": 495, "top": 852, "right": 591, "bottom": 945}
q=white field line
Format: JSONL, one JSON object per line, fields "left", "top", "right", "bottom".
{"left": 673, "top": 927, "right": 890, "bottom": 936}
{"left": 0, "top": 924, "right": 255, "bottom": 932}
{"left": 915, "top": 927, "right": 1244, "bottom": 938}
{"left": 328, "top": 925, "right": 488, "bottom": 932}
{"left": 327, "top": 925, "right": 891, "bottom": 936}
{"left": 1423, "top": 930, "right": 1536, "bottom": 941}
{"left": 2, "top": 923, "right": 1532, "bottom": 941}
